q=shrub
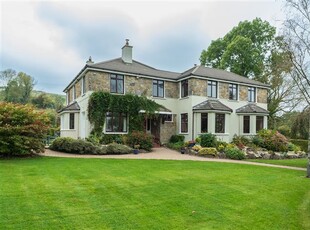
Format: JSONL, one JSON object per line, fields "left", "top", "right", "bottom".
{"left": 107, "top": 143, "right": 132, "bottom": 154}
{"left": 170, "top": 135, "right": 185, "bottom": 143}
{"left": 0, "top": 102, "right": 50, "bottom": 156}
{"left": 192, "top": 145, "right": 202, "bottom": 152}
{"left": 287, "top": 142, "right": 301, "bottom": 152}
{"left": 127, "top": 131, "right": 153, "bottom": 151}
{"left": 256, "top": 129, "right": 289, "bottom": 152}
{"left": 200, "top": 133, "right": 217, "bottom": 147}
{"left": 50, "top": 137, "right": 106, "bottom": 154}
{"left": 166, "top": 142, "right": 185, "bottom": 151}
{"left": 232, "top": 135, "right": 249, "bottom": 149}
{"left": 86, "top": 134, "right": 101, "bottom": 145}
{"left": 198, "top": 147, "right": 218, "bottom": 157}
{"left": 195, "top": 137, "right": 201, "bottom": 144}
{"left": 216, "top": 141, "right": 228, "bottom": 152}
{"left": 100, "top": 134, "right": 123, "bottom": 144}
{"left": 225, "top": 148, "right": 245, "bottom": 160}
{"left": 225, "top": 143, "right": 237, "bottom": 151}
{"left": 290, "top": 139, "right": 308, "bottom": 152}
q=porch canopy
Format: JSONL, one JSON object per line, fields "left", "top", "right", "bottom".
{"left": 139, "top": 105, "right": 172, "bottom": 115}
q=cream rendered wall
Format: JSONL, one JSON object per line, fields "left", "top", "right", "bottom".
{"left": 60, "top": 113, "right": 80, "bottom": 139}
{"left": 75, "top": 91, "right": 93, "bottom": 139}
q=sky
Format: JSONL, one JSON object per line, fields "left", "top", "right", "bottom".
{"left": 0, "top": 0, "right": 286, "bottom": 95}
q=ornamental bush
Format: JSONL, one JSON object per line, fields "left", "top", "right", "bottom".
{"left": 225, "top": 148, "right": 245, "bottom": 160}
{"left": 256, "top": 129, "right": 289, "bottom": 152}
{"left": 0, "top": 102, "right": 50, "bottom": 156}
{"left": 50, "top": 137, "right": 106, "bottom": 154}
{"left": 198, "top": 147, "right": 218, "bottom": 157}
{"left": 200, "top": 133, "right": 217, "bottom": 147}
{"left": 107, "top": 143, "right": 132, "bottom": 154}
{"left": 127, "top": 131, "right": 153, "bottom": 151}
{"left": 169, "top": 135, "right": 185, "bottom": 143}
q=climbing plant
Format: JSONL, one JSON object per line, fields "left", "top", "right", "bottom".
{"left": 88, "top": 91, "right": 162, "bottom": 134}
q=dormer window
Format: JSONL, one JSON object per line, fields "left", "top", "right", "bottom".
{"left": 110, "top": 74, "right": 124, "bottom": 94}
{"left": 248, "top": 87, "right": 256, "bottom": 102}
{"left": 207, "top": 80, "right": 217, "bottom": 98}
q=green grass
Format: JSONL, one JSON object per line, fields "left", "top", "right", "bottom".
{"left": 247, "top": 158, "right": 309, "bottom": 168}
{"left": 1, "top": 157, "right": 310, "bottom": 230}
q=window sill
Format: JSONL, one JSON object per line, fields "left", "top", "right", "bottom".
{"left": 60, "top": 129, "right": 76, "bottom": 131}
{"left": 179, "top": 96, "right": 189, "bottom": 100}
{"left": 110, "top": 92, "right": 125, "bottom": 95}
{"left": 214, "top": 133, "right": 229, "bottom": 136}
{"left": 179, "top": 132, "right": 189, "bottom": 135}
{"left": 104, "top": 131, "right": 128, "bottom": 135}
{"left": 152, "top": 96, "right": 166, "bottom": 100}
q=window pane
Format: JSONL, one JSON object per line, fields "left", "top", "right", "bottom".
{"left": 248, "top": 87, "right": 255, "bottom": 102}
{"left": 152, "top": 80, "right": 158, "bottom": 97}
{"left": 215, "top": 113, "right": 225, "bottom": 133}
{"left": 229, "top": 84, "right": 237, "bottom": 100}
{"left": 181, "top": 80, "right": 188, "bottom": 97}
{"left": 158, "top": 81, "right": 164, "bottom": 97}
{"left": 106, "top": 112, "right": 127, "bottom": 132}
{"left": 243, "top": 116, "right": 250, "bottom": 133}
{"left": 201, "top": 113, "right": 208, "bottom": 133}
{"left": 69, "top": 113, "right": 75, "bottom": 129}
{"left": 256, "top": 116, "right": 264, "bottom": 132}
{"left": 110, "top": 78, "right": 116, "bottom": 93}
{"left": 181, "top": 113, "right": 188, "bottom": 133}
{"left": 208, "top": 81, "right": 217, "bottom": 98}
{"left": 117, "top": 79, "right": 123, "bottom": 94}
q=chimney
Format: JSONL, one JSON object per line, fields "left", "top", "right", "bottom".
{"left": 86, "top": 56, "right": 94, "bottom": 64}
{"left": 122, "top": 39, "right": 133, "bottom": 64}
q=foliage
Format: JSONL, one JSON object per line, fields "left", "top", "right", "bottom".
{"left": 88, "top": 91, "right": 162, "bottom": 134}
{"left": 166, "top": 142, "right": 185, "bottom": 151}
{"left": 195, "top": 137, "right": 201, "bottom": 144}
{"left": 50, "top": 137, "right": 107, "bottom": 154}
{"left": 277, "top": 125, "right": 291, "bottom": 138}
{"left": 198, "top": 147, "right": 218, "bottom": 157}
{"left": 106, "top": 143, "right": 132, "bottom": 154}
{"left": 232, "top": 135, "right": 249, "bottom": 149}
{"left": 287, "top": 142, "right": 301, "bottom": 152}
{"left": 0, "top": 102, "right": 50, "bottom": 156}
{"left": 225, "top": 143, "right": 237, "bottom": 151}
{"left": 100, "top": 134, "right": 123, "bottom": 144}
{"left": 192, "top": 145, "right": 202, "bottom": 152}
{"left": 254, "top": 129, "right": 289, "bottom": 152}
{"left": 169, "top": 134, "right": 185, "bottom": 143}
{"left": 225, "top": 148, "right": 246, "bottom": 160}
{"left": 31, "top": 92, "right": 65, "bottom": 110}
{"left": 200, "top": 133, "right": 217, "bottom": 147}
{"left": 291, "top": 109, "right": 309, "bottom": 139}
{"left": 127, "top": 131, "right": 153, "bottom": 151}
{"left": 290, "top": 139, "right": 308, "bottom": 152}
{"left": 86, "top": 134, "right": 101, "bottom": 145}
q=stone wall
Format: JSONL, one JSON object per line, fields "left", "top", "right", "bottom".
{"left": 165, "top": 81, "right": 178, "bottom": 98}
{"left": 86, "top": 71, "right": 109, "bottom": 92}
{"left": 189, "top": 78, "right": 207, "bottom": 96}
{"left": 75, "top": 79, "right": 82, "bottom": 98}
{"left": 219, "top": 82, "right": 229, "bottom": 99}
{"left": 125, "top": 76, "right": 152, "bottom": 96}
{"left": 160, "top": 114, "right": 177, "bottom": 144}
{"left": 67, "top": 88, "right": 73, "bottom": 104}
{"left": 257, "top": 88, "right": 268, "bottom": 103}
{"left": 239, "top": 86, "right": 248, "bottom": 101}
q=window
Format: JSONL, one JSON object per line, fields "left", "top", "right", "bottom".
{"left": 181, "top": 113, "right": 188, "bottom": 133}
{"left": 106, "top": 112, "right": 127, "bottom": 133}
{"left": 153, "top": 80, "right": 164, "bottom": 97}
{"left": 229, "top": 84, "right": 238, "bottom": 100}
{"left": 69, "top": 113, "right": 75, "bottom": 129}
{"left": 256, "top": 116, "right": 264, "bottom": 132}
{"left": 163, "top": 114, "right": 173, "bottom": 122}
{"left": 243, "top": 116, "right": 250, "bottom": 134}
{"left": 82, "top": 76, "right": 86, "bottom": 94}
{"left": 146, "top": 118, "right": 151, "bottom": 131}
{"left": 110, "top": 74, "right": 124, "bottom": 94}
{"left": 207, "top": 80, "right": 217, "bottom": 98}
{"left": 248, "top": 87, "right": 256, "bottom": 102}
{"left": 201, "top": 113, "right": 208, "bottom": 133}
{"left": 181, "top": 80, "right": 188, "bottom": 97}
{"left": 215, "top": 113, "right": 225, "bottom": 133}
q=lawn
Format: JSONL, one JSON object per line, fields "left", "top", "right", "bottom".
{"left": 0, "top": 157, "right": 310, "bottom": 230}
{"left": 247, "top": 158, "right": 309, "bottom": 168}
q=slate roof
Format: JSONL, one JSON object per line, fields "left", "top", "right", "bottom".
{"left": 58, "top": 101, "right": 80, "bottom": 113}
{"left": 179, "top": 66, "right": 269, "bottom": 88}
{"left": 193, "top": 99, "right": 233, "bottom": 112}
{"left": 236, "top": 103, "right": 269, "bottom": 114}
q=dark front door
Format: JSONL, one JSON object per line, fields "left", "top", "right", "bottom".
{"left": 151, "top": 117, "right": 160, "bottom": 145}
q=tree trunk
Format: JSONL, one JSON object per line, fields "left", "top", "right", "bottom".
{"left": 307, "top": 116, "right": 310, "bottom": 178}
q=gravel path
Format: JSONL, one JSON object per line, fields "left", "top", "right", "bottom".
{"left": 41, "top": 148, "right": 306, "bottom": 171}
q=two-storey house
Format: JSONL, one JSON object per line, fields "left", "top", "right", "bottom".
{"left": 59, "top": 40, "right": 269, "bottom": 143}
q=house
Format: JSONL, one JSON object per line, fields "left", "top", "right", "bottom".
{"left": 59, "top": 39, "right": 269, "bottom": 143}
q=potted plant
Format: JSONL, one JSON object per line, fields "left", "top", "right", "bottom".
{"left": 133, "top": 144, "right": 140, "bottom": 154}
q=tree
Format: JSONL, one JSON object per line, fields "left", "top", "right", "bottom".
{"left": 4, "top": 71, "right": 35, "bottom": 104}
{"left": 282, "top": 0, "right": 310, "bottom": 177}
{"left": 200, "top": 18, "right": 276, "bottom": 79}
{"left": 0, "top": 69, "right": 16, "bottom": 87}
{"left": 32, "top": 93, "right": 56, "bottom": 109}
{"left": 0, "top": 102, "right": 50, "bottom": 156}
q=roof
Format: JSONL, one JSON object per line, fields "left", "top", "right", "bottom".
{"left": 58, "top": 101, "right": 80, "bottom": 113}
{"left": 179, "top": 65, "right": 269, "bottom": 88}
{"left": 193, "top": 99, "right": 233, "bottom": 112}
{"left": 236, "top": 103, "right": 269, "bottom": 114}
{"left": 64, "top": 59, "right": 269, "bottom": 92}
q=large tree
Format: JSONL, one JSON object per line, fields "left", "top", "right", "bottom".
{"left": 2, "top": 70, "right": 35, "bottom": 104}
{"left": 200, "top": 18, "right": 300, "bottom": 128}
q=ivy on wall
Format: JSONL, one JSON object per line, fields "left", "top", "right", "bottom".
{"left": 88, "top": 91, "right": 162, "bottom": 134}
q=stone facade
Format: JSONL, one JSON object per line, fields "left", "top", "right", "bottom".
{"left": 67, "top": 88, "right": 73, "bottom": 104}
{"left": 219, "top": 82, "right": 229, "bottom": 99}
{"left": 257, "top": 88, "right": 268, "bottom": 103}
{"left": 160, "top": 114, "right": 177, "bottom": 144}
{"left": 239, "top": 86, "right": 248, "bottom": 101}
{"left": 125, "top": 75, "right": 152, "bottom": 96}
{"left": 75, "top": 79, "right": 82, "bottom": 98}
{"left": 165, "top": 81, "right": 178, "bottom": 98}
{"left": 189, "top": 78, "right": 207, "bottom": 96}
{"left": 86, "top": 71, "right": 109, "bottom": 92}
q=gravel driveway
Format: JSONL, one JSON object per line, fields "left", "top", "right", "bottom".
{"left": 40, "top": 147, "right": 306, "bottom": 171}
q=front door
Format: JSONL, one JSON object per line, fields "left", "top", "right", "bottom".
{"left": 151, "top": 117, "right": 160, "bottom": 145}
